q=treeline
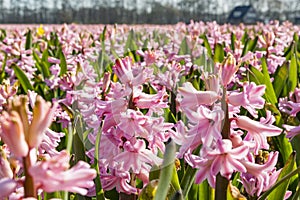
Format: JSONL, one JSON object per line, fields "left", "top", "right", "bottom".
{"left": 0, "top": 0, "right": 299, "bottom": 24}
{"left": 0, "top": 1, "right": 228, "bottom": 24}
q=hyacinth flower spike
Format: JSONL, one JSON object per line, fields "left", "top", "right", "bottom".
{"left": 0, "top": 111, "right": 29, "bottom": 157}
{"left": 220, "top": 52, "right": 238, "bottom": 87}
{"left": 27, "top": 96, "right": 58, "bottom": 148}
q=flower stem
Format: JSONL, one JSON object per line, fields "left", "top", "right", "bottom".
{"left": 170, "top": 90, "right": 177, "bottom": 117}
{"left": 215, "top": 87, "right": 230, "bottom": 200}
{"left": 23, "top": 148, "right": 37, "bottom": 198}
{"left": 221, "top": 87, "right": 230, "bottom": 139}
{"left": 215, "top": 174, "right": 229, "bottom": 200}
{"left": 119, "top": 193, "right": 137, "bottom": 200}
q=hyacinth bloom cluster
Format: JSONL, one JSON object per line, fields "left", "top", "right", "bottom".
{"left": 279, "top": 88, "right": 300, "bottom": 139}
{"left": 176, "top": 53, "right": 284, "bottom": 197}
{"left": 0, "top": 94, "right": 96, "bottom": 198}
{"left": 73, "top": 55, "right": 177, "bottom": 194}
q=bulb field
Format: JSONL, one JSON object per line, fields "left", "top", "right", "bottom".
{"left": 0, "top": 21, "right": 300, "bottom": 200}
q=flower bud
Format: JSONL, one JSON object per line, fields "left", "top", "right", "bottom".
{"left": 0, "top": 147, "right": 13, "bottom": 179}
{"left": 0, "top": 111, "right": 29, "bottom": 157}
{"left": 220, "top": 53, "right": 238, "bottom": 87}
{"left": 28, "top": 96, "right": 57, "bottom": 148}
{"left": 113, "top": 57, "right": 134, "bottom": 84}
{"left": 102, "top": 72, "right": 111, "bottom": 94}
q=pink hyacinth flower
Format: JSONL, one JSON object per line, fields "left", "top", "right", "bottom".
{"left": 228, "top": 82, "right": 266, "bottom": 118}
{"left": 0, "top": 177, "right": 17, "bottom": 198}
{"left": 117, "top": 109, "right": 149, "bottom": 139}
{"left": 136, "top": 49, "right": 158, "bottom": 66}
{"left": 204, "top": 139, "right": 248, "bottom": 180}
{"left": 185, "top": 139, "right": 248, "bottom": 188}
{"left": 241, "top": 151, "right": 279, "bottom": 196}
{"left": 29, "top": 150, "right": 96, "bottom": 195}
{"left": 113, "top": 139, "right": 162, "bottom": 174}
{"left": 233, "top": 115, "right": 282, "bottom": 154}
{"left": 184, "top": 153, "right": 216, "bottom": 187}
{"left": 279, "top": 88, "right": 300, "bottom": 117}
{"left": 178, "top": 82, "right": 219, "bottom": 109}
{"left": 178, "top": 105, "right": 224, "bottom": 156}
{"left": 101, "top": 168, "right": 138, "bottom": 194}
{"left": 283, "top": 125, "right": 300, "bottom": 139}
{"left": 0, "top": 111, "right": 29, "bottom": 157}
{"left": 132, "top": 85, "right": 168, "bottom": 115}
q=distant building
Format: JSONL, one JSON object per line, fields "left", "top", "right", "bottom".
{"left": 228, "top": 5, "right": 258, "bottom": 24}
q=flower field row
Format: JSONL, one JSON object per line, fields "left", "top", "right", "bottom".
{"left": 0, "top": 20, "right": 299, "bottom": 200}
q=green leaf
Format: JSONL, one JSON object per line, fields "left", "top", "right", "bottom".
{"left": 180, "top": 146, "right": 201, "bottom": 197}
{"left": 272, "top": 134, "right": 294, "bottom": 167}
{"left": 287, "top": 53, "right": 298, "bottom": 93}
{"left": 12, "top": 64, "right": 33, "bottom": 93}
{"left": 272, "top": 62, "right": 289, "bottom": 98}
{"left": 291, "top": 183, "right": 300, "bottom": 200}
{"left": 283, "top": 42, "right": 293, "bottom": 60}
{"left": 247, "top": 36, "right": 258, "bottom": 52}
{"left": 33, "top": 50, "right": 51, "bottom": 78}
{"left": 0, "top": 29, "right": 6, "bottom": 41}
{"left": 0, "top": 53, "right": 7, "bottom": 82}
{"left": 154, "top": 139, "right": 176, "bottom": 200}
{"left": 242, "top": 36, "right": 258, "bottom": 56}
{"left": 59, "top": 48, "right": 67, "bottom": 76}
{"left": 180, "top": 163, "right": 197, "bottom": 198}
{"left": 261, "top": 152, "right": 296, "bottom": 200}
{"left": 230, "top": 33, "right": 236, "bottom": 51}
{"left": 213, "top": 43, "right": 224, "bottom": 63}
{"left": 170, "top": 164, "right": 181, "bottom": 192}
{"left": 188, "top": 183, "right": 199, "bottom": 200}
{"left": 261, "top": 57, "right": 277, "bottom": 104}
{"left": 93, "top": 127, "right": 105, "bottom": 200}
{"left": 163, "top": 108, "right": 177, "bottom": 123}
{"left": 178, "top": 37, "right": 191, "bottom": 55}
{"left": 198, "top": 180, "right": 214, "bottom": 200}
{"left": 41, "top": 49, "right": 51, "bottom": 78}
{"left": 249, "top": 58, "right": 277, "bottom": 104}
{"left": 194, "top": 51, "right": 206, "bottom": 66}
{"left": 241, "top": 31, "right": 248, "bottom": 44}
{"left": 100, "top": 25, "right": 107, "bottom": 42}
{"left": 32, "top": 51, "right": 42, "bottom": 72}
{"left": 124, "top": 29, "right": 138, "bottom": 55}
{"left": 201, "top": 35, "right": 213, "bottom": 59}
{"left": 142, "top": 38, "right": 149, "bottom": 50}
{"left": 25, "top": 29, "right": 32, "bottom": 50}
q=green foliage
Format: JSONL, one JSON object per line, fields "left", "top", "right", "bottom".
{"left": 178, "top": 37, "right": 191, "bottom": 55}
{"left": 267, "top": 152, "right": 296, "bottom": 200}
{"left": 25, "top": 29, "right": 32, "bottom": 50}
{"left": 213, "top": 43, "right": 225, "bottom": 63}
{"left": 201, "top": 35, "right": 213, "bottom": 59}
{"left": 12, "top": 64, "right": 33, "bottom": 93}
{"left": 154, "top": 139, "right": 176, "bottom": 200}
{"left": 273, "top": 61, "right": 289, "bottom": 98}
{"left": 259, "top": 152, "right": 298, "bottom": 200}
{"left": 125, "top": 29, "right": 138, "bottom": 55}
